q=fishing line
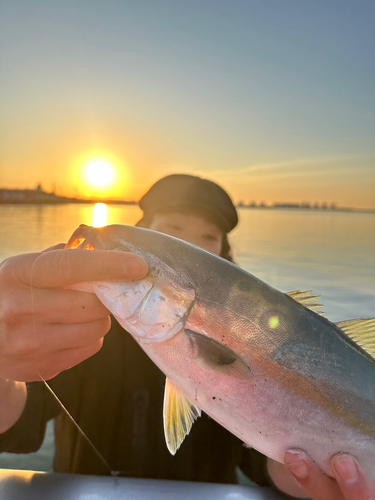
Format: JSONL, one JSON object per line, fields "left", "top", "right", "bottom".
{"left": 40, "top": 377, "right": 116, "bottom": 475}
{"left": 29, "top": 254, "right": 120, "bottom": 477}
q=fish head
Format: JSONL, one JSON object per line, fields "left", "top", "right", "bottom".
{"left": 66, "top": 225, "right": 197, "bottom": 344}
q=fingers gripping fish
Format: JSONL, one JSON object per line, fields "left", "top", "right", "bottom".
{"left": 66, "top": 224, "right": 375, "bottom": 481}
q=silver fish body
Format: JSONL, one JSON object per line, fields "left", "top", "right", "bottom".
{"left": 67, "top": 225, "right": 375, "bottom": 480}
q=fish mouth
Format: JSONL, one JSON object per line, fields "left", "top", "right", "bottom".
{"left": 65, "top": 225, "right": 108, "bottom": 251}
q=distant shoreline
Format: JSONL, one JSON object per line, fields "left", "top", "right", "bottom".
{"left": 238, "top": 206, "right": 375, "bottom": 214}
{"left": 0, "top": 187, "right": 374, "bottom": 213}
{"left": 0, "top": 199, "right": 374, "bottom": 214}
{"left": 0, "top": 199, "right": 137, "bottom": 206}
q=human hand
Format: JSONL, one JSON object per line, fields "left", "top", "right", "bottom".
{"left": 0, "top": 247, "right": 148, "bottom": 382}
{"left": 269, "top": 449, "right": 375, "bottom": 499}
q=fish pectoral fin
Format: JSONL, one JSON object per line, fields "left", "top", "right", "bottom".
{"left": 336, "top": 318, "right": 375, "bottom": 360}
{"left": 286, "top": 290, "right": 325, "bottom": 316}
{"left": 163, "top": 377, "right": 201, "bottom": 455}
{"left": 185, "top": 329, "right": 252, "bottom": 379}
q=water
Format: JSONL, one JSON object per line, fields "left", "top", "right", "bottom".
{"left": 0, "top": 204, "right": 374, "bottom": 472}
{"left": 233, "top": 209, "right": 375, "bottom": 322}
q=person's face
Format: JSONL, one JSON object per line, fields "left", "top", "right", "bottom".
{"left": 148, "top": 211, "right": 223, "bottom": 256}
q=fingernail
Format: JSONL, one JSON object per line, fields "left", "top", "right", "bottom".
{"left": 332, "top": 455, "right": 359, "bottom": 485}
{"left": 124, "top": 257, "right": 148, "bottom": 277}
{"left": 284, "top": 450, "right": 309, "bottom": 479}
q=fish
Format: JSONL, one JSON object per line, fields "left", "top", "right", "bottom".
{"left": 66, "top": 224, "right": 375, "bottom": 480}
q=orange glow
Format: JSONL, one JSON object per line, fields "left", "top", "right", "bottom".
{"left": 67, "top": 237, "right": 85, "bottom": 249}
{"left": 69, "top": 151, "right": 131, "bottom": 200}
{"left": 92, "top": 203, "right": 108, "bottom": 227}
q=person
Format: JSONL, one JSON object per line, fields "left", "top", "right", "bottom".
{"left": 0, "top": 174, "right": 374, "bottom": 500}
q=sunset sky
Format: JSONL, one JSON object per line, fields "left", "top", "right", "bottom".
{"left": 0, "top": 0, "right": 374, "bottom": 208}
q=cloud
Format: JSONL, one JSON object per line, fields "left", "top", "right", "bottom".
{"left": 209, "top": 153, "right": 375, "bottom": 180}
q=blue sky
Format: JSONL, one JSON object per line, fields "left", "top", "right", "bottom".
{"left": 0, "top": 0, "right": 374, "bottom": 207}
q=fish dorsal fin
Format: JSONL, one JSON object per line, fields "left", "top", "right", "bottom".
{"left": 336, "top": 318, "right": 375, "bottom": 360}
{"left": 163, "top": 377, "right": 201, "bottom": 455}
{"left": 287, "top": 290, "right": 325, "bottom": 316}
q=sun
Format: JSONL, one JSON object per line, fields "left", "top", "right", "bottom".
{"left": 85, "top": 159, "right": 116, "bottom": 188}
{"left": 72, "top": 152, "right": 130, "bottom": 199}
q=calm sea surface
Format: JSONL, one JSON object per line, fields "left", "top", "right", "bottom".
{"left": 0, "top": 204, "right": 374, "bottom": 472}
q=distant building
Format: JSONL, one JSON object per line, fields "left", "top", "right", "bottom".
{"left": 273, "top": 203, "right": 300, "bottom": 209}
{"left": 0, "top": 186, "right": 62, "bottom": 204}
{"left": 0, "top": 186, "right": 137, "bottom": 205}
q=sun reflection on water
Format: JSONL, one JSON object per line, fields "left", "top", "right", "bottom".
{"left": 92, "top": 203, "right": 108, "bottom": 228}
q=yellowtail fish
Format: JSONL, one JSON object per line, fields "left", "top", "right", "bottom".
{"left": 66, "top": 224, "right": 375, "bottom": 480}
